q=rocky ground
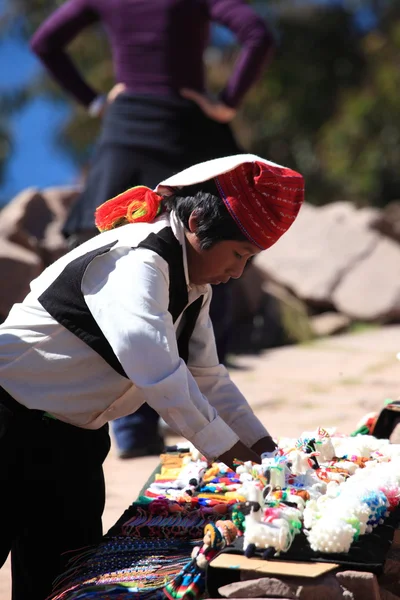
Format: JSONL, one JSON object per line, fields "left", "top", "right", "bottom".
{"left": 1, "top": 325, "right": 400, "bottom": 598}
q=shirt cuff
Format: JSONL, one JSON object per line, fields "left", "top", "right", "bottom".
{"left": 88, "top": 95, "right": 106, "bottom": 117}
{"left": 229, "top": 412, "right": 270, "bottom": 448}
{"left": 190, "top": 416, "right": 239, "bottom": 462}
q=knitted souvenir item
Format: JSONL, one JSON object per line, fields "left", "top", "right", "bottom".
{"left": 163, "top": 522, "right": 235, "bottom": 600}
{"left": 302, "top": 455, "right": 400, "bottom": 553}
{"left": 243, "top": 503, "right": 295, "bottom": 556}
{"left": 231, "top": 505, "right": 246, "bottom": 534}
{"left": 147, "top": 456, "right": 208, "bottom": 501}
{"left": 50, "top": 432, "right": 400, "bottom": 599}
{"left": 305, "top": 517, "right": 358, "bottom": 554}
{"left": 229, "top": 429, "right": 400, "bottom": 556}
{"left": 312, "top": 427, "right": 336, "bottom": 462}
{"left": 215, "top": 520, "right": 237, "bottom": 546}
{"left": 261, "top": 456, "right": 288, "bottom": 491}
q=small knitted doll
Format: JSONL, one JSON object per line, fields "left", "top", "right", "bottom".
{"left": 164, "top": 521, "right": 237, "bottom": 600}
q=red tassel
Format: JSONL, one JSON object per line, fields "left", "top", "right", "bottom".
{"left": 95, "top": 186, "right": 163, "bottom": 232}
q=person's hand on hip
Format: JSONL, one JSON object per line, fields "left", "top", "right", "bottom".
{"left": 107, "top": 82, "right": 127, "bottom": 104}
{"left": 88, "top": 83, "right": 127, "bottom": 118}
{"left": 180, "top": 88, "right": 237, "bottom": 123}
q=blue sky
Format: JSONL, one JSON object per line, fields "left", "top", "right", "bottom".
{"left": 0, "top": 36, "right": 77, "bottom": 205}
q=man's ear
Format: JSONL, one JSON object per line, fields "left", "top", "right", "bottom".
{"left": 188, "top": 212, "right": 199, "bottom": 233}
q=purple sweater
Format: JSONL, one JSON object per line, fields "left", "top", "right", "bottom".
{"left": 30, "top": 0, "right": 274, "bottom": 109}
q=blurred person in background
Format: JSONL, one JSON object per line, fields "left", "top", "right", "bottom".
{"left": 30, "top": 0, "right": 275, "bottom": 459}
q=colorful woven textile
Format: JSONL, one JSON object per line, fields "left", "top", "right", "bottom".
{"left": 51, "top": 586, "right": 166, "bottom": 600}
{"left": 108, "top": 500, "right": 228, "bottom": 541}
{"left": 49, "top": 461, "right": 229, "bottom": 600}
{"left": 51, "top": 538, "right": 197, "bottom": 600}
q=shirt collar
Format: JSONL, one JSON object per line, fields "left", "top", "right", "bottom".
{"left": 169, "top": 210, "right": 208, "bottom": 294}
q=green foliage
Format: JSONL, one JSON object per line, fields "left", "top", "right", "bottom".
{"left": 241, "top": 3, "right": 400, "bottom": 206}
{"left": 319, "top": 19, "right": 400, "bottom": 205}
{"left": 348, "top": 321, "right": 380, "bottom": 334}
{"left": 237, "top": 7, "right": 367, "bottom": 204}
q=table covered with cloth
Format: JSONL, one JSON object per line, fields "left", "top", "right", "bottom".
{"left": 49, "top": 410, "right": 400, "bottom": 600}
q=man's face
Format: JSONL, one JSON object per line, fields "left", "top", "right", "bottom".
{"left": 185, "top": 214, "right": 261, "bottom": 286}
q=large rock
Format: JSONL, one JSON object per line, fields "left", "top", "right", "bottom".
{"left": 254, "top": 202, "right": 379, "bottom": 306}
{"left": 219, "top": 571, "right": 384, "bottom": 600}
{"left": 0, "top": 188, "right": 49, "bottom": 253}
{"left": 332, "top": 237, "right": 400, "bottom": 321}
{"left": 219, "top": 573, "right": 353, "bottom": 600}
{"left": 310, "top": 311, "right": 352, "bottom": 337}
{"left": 228, "top": 269, "right": 288, "bottom": 354}
{"left": 40, "top": 185, "right": 80, "bottom": 263}
{"left": 355, "top": 206, "right": 381, "bottom": 228}
{"left": 336, "top": 571, "right": 381, "bottom": 600}
{"left": 0, "top": 185, "right": 80, "bottom": 265}
{"left": 219, "top": 577, "right": 298, "bottom": 598}
{"left": 0, "top": 237, "right": 43, "bottom": 320}
{"left": 371, "top": 201, "right": 400, "bottom": 244}
{"left": 0, "top": 185, "right": 79, "bottom": 320}
{"left": 41, "top": 185, "right": 79, "bottom": 214}
{"left": 264, "top": 280, "right": 314, "bottom": 344}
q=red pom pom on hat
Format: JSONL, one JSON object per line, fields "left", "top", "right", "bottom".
{"left": 95, "top": 185, "right": 163, "bottom": 232}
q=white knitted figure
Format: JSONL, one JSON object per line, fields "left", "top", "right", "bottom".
{"left": 306, "top": 517, "right": 357, "bottom": 553}
{"left": 243, "top": 504, "right": 293, "bottom": 554}
{"left": 262, "top": 457, "right": 287, "bottom": 490}
{"left": 314, "top": 428, "right": 336, "bottom": 462}
{"left": 287, "top": 449, "right": 315, "bottom": 476}
{"left": 303, "top": 499, "right": 319, "bottom": 530}
{"left": 307, "top": 480, "right": 328, "bottom": 500}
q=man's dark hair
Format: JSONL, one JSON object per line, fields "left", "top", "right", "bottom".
{"left": 164, "top": 178, "right": 247, "bottom": 249}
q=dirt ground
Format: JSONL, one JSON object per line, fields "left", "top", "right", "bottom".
{"left": 1, "top": 325, "right": 400, "bottom": 598}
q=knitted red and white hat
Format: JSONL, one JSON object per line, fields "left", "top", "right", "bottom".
{"left": 156, "top": 154, "right": 305, "bottom": 250}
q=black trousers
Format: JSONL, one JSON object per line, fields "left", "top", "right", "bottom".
{"left": 0, "top": 387, "right": 111, "bottom": 600}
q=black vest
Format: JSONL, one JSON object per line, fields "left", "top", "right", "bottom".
{"left": 38, "top": 227, "right": 203, "bottom": 378}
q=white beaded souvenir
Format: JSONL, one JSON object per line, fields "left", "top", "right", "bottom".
{"left": 244, "top": 507, "right": 294, "bottom": 553}
{"left": 305, "top": 517, "right": 357, "bottom": 553}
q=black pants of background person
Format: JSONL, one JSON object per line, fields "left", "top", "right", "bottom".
{"left": 0, "top": 386, "right": 110, "bottom": 600}
{"left": 63, "top": 92, "right": 240, "bottom": 458}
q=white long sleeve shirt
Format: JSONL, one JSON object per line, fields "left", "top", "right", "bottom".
{"left": 0, "top": 212, "right": 269, "bottom": 459}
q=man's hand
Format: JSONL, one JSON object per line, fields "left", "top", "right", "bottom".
{"left": 180, "top": 88, "right": 237, "bottom": 123}
{"left": 218, "top": 440, "right": 260, "bottom": 469}
{"left": 251, "top": 436, "right": 277, "bottom": 457}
